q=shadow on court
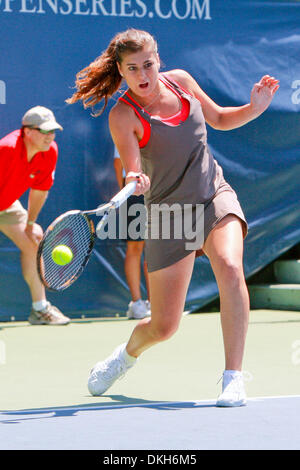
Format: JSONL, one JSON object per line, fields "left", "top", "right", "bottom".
{"left": 0, "top": 395, "right": 216, "bottom": 424}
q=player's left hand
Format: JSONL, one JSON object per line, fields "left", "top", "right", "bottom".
{"left": 250, "top": 75, "right": 280, "bottom": 114}
{"left": 25, "top": 222, "right": 44, "bottom": 245}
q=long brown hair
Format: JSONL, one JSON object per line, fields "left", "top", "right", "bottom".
{"left": 66, "top": 29, "right": 158, "bottom": 116}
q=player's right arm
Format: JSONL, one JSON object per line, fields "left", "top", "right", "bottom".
{"left": 113, "top": 157, "right": 125, "bottom": 190}
{"left": 109, "top": 102, "right": 150, "bottom": 195}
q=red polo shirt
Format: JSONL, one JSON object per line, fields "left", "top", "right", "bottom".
{"left": 0, "top": 130, "right": 58, "bottom": 211}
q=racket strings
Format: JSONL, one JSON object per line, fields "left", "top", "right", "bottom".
{"left": 38, "top": 213, "right": 94, "bottom": 291}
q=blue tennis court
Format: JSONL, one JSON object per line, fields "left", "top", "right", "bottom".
{"left": 0, "top": 396, "right": 300, "bottom": 450}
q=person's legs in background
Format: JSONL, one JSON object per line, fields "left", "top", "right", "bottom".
{"left": 125, "top": 240, "right": 151, "bottom": 319}
{"left": 0, "top": 205, "right": 70, "bottom": 325}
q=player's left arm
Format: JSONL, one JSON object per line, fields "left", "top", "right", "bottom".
{"left": 168, "top": 69, "right": 279, "bottom": 131}
{"left": 27, "top": 189, "right": 49, "bottom": 226}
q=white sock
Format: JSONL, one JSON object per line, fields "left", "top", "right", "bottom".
{"left": 224, "top": 370, "right": 242, "bottom": 376}
{"left": 122, "top": 345, "right": 138, "bottom": 366}
{"left": 32, "top": 300, "right": 48, "bottom": 312}
{"left": 223, "top": 370, "right": 242, "bottom": 386}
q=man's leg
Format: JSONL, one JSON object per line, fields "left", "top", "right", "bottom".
{"left": 0, "top": 221, "right": 70, "bottom": 325}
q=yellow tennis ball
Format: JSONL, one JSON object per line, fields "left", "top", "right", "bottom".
{"left": 51, "top": 245, "right": 73, "bottom": 265}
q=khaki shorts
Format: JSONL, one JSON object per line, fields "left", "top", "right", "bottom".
{"left": 0, "top": 200, "right": 28, "bottom": 225}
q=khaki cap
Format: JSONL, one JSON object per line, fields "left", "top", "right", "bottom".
{"left": 22, "top": 106, "right": 63, "bottom": 131}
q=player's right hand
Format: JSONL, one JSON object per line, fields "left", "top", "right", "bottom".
{"left": 126, "top": 171, "right": 150, "bottom": 196}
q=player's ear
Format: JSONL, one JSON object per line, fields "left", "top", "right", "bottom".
{"left": 23, "top": 127, "right": 30, "bottom": 138}
{"left": 156, "top": 53, "right": 161, "bottom": 71}
{"left": 116, "top": 62, "right": 123, "bottom": 78}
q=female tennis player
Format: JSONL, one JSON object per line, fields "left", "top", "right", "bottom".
{"left": 67, "top": 29, "right": 279, "bottom": 406}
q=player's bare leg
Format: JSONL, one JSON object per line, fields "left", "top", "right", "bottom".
{"left": 88, "top": 252, "right": 195, "bottom": 395}
{"left": 126, "top": 251, "right": 195, "bottom": 357}
{"left": 203, "top": 214, "right": 249, "bottom": 406}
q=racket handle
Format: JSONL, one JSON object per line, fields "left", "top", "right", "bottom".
{"left": 111, "top": 181, "right": 137, "bottom": 208}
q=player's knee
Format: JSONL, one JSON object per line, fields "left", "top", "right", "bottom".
{"left": 151, "top": 321, "right": 179, "bottom": 342}
{"left": 220, "top": 257, "right": 244, "bottom": 288}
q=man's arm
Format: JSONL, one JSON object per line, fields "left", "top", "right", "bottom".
{"left": 27, "top": 189, "right": 49, "bottom": 225}
{"left": 25, "top": 189, "right": 49, "bottom": 244}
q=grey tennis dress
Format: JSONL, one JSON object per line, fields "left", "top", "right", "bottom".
{"left": 119, "top": 74, "right": 247, "bottom": 272}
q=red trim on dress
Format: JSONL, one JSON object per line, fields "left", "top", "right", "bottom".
{"left": 119, "top": 97, "right": 151, "bottom": 149}
{"left": 119, "top": 74, "right": 191, "bottom": 148}
{"left": 158, "top": 96, "right": 190, "bottom": 126}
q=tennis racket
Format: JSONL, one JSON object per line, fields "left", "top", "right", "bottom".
{"left": 37, "top": 181, "right": 137, "bottom": 291}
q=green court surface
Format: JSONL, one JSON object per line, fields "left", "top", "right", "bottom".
{"left": 0, "top": 309, "right": 299, "bottom": 411}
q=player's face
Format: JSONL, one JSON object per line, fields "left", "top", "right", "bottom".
{"left": 24, "top": 128, "right": 56, "bottom": 152}
{"left": 118, "top": 43, "right": 160, "bottom": 100}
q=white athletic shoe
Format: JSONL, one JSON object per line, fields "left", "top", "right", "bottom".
{"left": 126, "top": 299, "right": 151, "bottom": 319}
{"left": 216, "top": 371, "right": 247, "bottom": 407}
{"left": 88, "top": 343, "right": 137, "bottom": 396}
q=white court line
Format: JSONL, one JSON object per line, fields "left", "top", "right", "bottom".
{"left": 246, "top": 394, "right": 300, "bottom": 401}
{"left": 1, "top": 394, "right": 300, "bottom": 415}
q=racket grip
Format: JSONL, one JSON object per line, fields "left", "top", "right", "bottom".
{"left": 111, "top": 181, "right": 137, "bottom": 208}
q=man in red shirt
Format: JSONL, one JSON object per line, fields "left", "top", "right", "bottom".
{"left": 0, "top": 106, "right": 70, "bottom": 325}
